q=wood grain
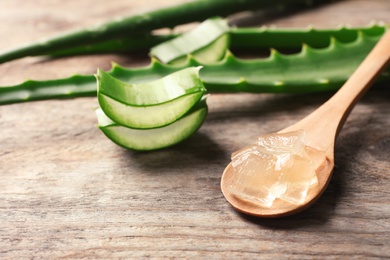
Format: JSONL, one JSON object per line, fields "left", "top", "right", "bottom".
{"left": 0, "top": 0, "right": 389, "bottom": 258}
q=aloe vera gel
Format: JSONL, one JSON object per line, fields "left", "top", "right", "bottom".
{"left": 229, "top": 131, "right": 330, "bottom": 208}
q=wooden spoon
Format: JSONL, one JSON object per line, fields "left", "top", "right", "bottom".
{"left": 221, "top": 30, "right": 390, "bottom": 218}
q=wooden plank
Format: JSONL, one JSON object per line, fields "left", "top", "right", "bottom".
{"left": 0, "top": 0, "right": 389, "bottom": 258}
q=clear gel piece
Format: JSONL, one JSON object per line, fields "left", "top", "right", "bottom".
{"left": 229, "top": 130, "right": 326, "bottom": 208}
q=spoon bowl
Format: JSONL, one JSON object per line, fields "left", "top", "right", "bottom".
{"left": 221, "top": 155, "right": 333, "bottom": 217}
{"left": 221, "top": 30, "right": 390, "bottom": 218}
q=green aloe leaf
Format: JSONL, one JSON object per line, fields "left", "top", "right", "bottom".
{"left": 106, "top": 29, "right": 390, "bottom": 93}
{"left": 0, "top": 0, "right": 310, "bottom": 64}
{"left": 0, "top": 24, "right": 388, "bottom": 105}
{"left": 97, "top": 66, "right": 206, "bottom": 129}
{"left": 35, "top": 23, "right": 387, "bottom": 58}
{"left": 229, "top": 23, "right": 387, "bottom": 49}
{"left": 150, "top": 17, "right": 230, "bottom": 64}
{"left": 47, "top": 34, "right": 175, "bottom": 58}
{"left": 96, "top": 96, "right": 208, "bottom": 151}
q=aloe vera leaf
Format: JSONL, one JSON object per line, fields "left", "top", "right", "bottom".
{"left": 0, "top": 27, "right": 388, "bottom": 106}
{"left": 97, "top": 67, "right": 206, "bottom": 129}
{"left": 11, "top": 23, "right": 387, "bottom": 59}
{"left": 0, "top": 0, "right": 307, "bottom": 64}
{"left": 0, "top": 75, "right": 96, "bottom": 105}
{"left": 47, "top": 34, "right": 175, "bottom": 58}
{"left": 96, "top": 97, "right": 208, "bottom": 151}
{"left": 203, "top": 33, "right": 390, "bottom": 93}
{"left": 110, "top": 31, "right": 390, "bottom": 93}
{"left": 58, "top": 23, "right": 389, "bottom": 58}
{"left": 150, "top": 17, "right": 230, "bottom": 64}
{"left": 229, "top": 23, "right": 387, "bottom": 49}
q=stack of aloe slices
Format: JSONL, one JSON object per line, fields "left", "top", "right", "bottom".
{"left": 96, "top": 68, "right": 208, "bottom": 151}
{"left": 95, "top": 18, "right": 230, "bottom": 151}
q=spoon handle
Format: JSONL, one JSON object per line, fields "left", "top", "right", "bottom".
{"left": 330, "top": 30, "right": 390, "bottom": 130}
{"left": 283, "top": 30, "right": 390, "bottom": 158}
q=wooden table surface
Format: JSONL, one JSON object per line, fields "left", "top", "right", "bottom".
{"left": 1, "top": 0, "right": 389, "bottom": 258}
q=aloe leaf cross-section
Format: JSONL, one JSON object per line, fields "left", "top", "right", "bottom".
{"left": 97, "top": 66, "right": 206, "bottom": 129}
{"left": 96, "top": 96, "right": 208, "bottom": 151}
{"left": 150, "top": 17, "right": 230, "bottom": 65}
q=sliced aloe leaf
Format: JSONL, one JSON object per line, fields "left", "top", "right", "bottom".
{"left": 96, "top": 97, "right": 208, "bottom": 151}
{"left": 97, "top": 66, "right": 206, "bottom": 129}
{"left": 150, "top": 17, "right": 230, "bottom": 65}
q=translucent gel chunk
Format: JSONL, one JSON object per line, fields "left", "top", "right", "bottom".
{"left": 229, "top": 130, "right": 326, "bottom": 208}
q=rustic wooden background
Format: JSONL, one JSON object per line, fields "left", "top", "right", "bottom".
{"left": 0, "top": 0, "right": 389, "bottom": 258}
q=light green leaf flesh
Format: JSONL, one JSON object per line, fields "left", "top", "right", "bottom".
{"left": 150, "top": 17, "right": 230, "bottom": 64}
{"left": 99, "top": 92, "right": 204, "bottom": 129}
{"left": 96, "top": 99, "right": 208, "bottom": 151}
{"left": 97, "top": 66, "right": 206, "bottom": 129}
{"left": 170, "top": 34, "right": 229, "bottom": 65}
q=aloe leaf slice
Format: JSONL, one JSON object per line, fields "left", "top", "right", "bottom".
{"left": 150, "top": 17, "right": 230, "bottom": 64}
{"left": 96, "top": 97, "right": 208, "bottom": 151}
{"left": 97, "top": 66, "right": 206, "bottom": 129}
